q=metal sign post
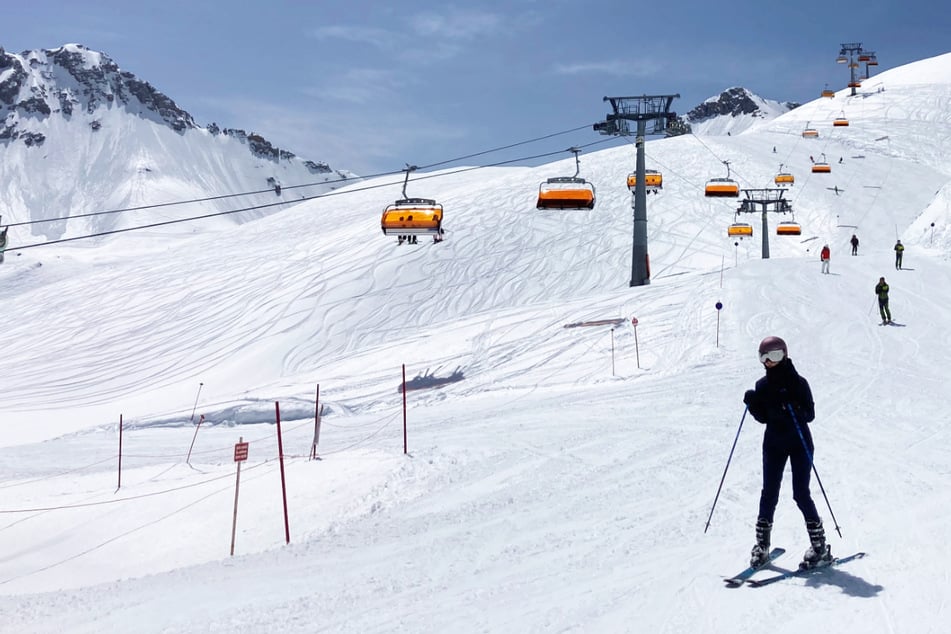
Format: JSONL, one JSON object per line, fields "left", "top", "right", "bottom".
{"left": 186, "top": 414, "right": 205, "bottom": 466}
{"left": 230, "top": 437, "right": 249, "bottom": 556}
{"left": 631, "top": 317, "right": 641, "bottom": 369}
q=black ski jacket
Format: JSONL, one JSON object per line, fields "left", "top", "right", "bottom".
{"left": 745, "top": 358, "right": 815, "bottom": 451}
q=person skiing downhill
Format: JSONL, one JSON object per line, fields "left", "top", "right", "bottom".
{"left": 876, "top": 277, "right": 892, "bottom": 325}
{"left": 743, "top": 337, "right": 832, "bottom": 570}
{"left": 820, "top": 245, "right": 831, "bottom": 274}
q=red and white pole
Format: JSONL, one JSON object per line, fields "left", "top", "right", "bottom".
{"left": 275, "top": 402, "right": 290, "bottom": 544}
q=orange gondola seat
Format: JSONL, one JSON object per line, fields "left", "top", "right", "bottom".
{"left": 776, "top": 221, "right": 802, "bottom": 236}
{"left": 705, "top": 178, "right": 740, "bottom": 197}
{"left": 537, "top": 177, "right": 596, "bottom": 210}
{"left": 381, "top": 198, "right": 443, "bottom": 237}
{"left": 774, "top": 164, "right": 794, "bottom": 187}
{"left": 628, "top": 169, "right": 663, "bottom": 194}
{"left": 727, "top": 222, "right": 753, "bottom": 237}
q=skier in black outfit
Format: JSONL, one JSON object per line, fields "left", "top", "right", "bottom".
{"left": 743, "top": 336, "right": 832, "bottom": 569}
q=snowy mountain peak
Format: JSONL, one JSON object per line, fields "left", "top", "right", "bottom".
{"left": 0, "top": 44, "right": 355, "bottom": 240}
{"left": 674, "top": 87, "right": 800, "bottom": 136}
{"left": 1, "top": 43, "right": 196, "bottom": 140}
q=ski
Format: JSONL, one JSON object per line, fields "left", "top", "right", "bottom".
{"left": 747, "top": 551, "right": 867, "bottom": 587}
{"left": 723, "top": 547, "right": 786, "bottom": 586}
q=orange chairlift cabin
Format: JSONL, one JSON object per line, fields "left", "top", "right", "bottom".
{"left": 774, "top": 164, "right": 795, "bottom": 187}
{"left": 776, "top": 219, "right": 802, "bottom": 236}
{"left": 775, "top": 200, "right": 801, "bottom": 235}
{"left": 833, "top": 110, "right": 850, "bottom": 127}
{"left": 812, "top": 153, "right": 832, "bottom": 174}
{"left": 727, "top": 211, "right": 753, "bottom": 238}
{"left": 821, "top": 85, "right": 836, "bottom": 98}
{"left": 536, "top": 148, "right": 596, "bottom": 210}
{"left": 802, "top": 121, "right": 819, "bottom": 138}
{"left": 381, "top": 165, "right": 444, "bottom": 244}
{"left": 705, "top": 160, "right": 740, "bottom": 197}
{"left": 627, "top": 168, "right": 663, "bottom": 194}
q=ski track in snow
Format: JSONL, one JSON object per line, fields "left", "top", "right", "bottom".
{"left": 2, "top": 54, "right": 951, "bottom": 633}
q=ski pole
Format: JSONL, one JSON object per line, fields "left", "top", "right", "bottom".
{"left": 785, "top": 403, "right": 843, "bottom": 537}
{"left": 704, "top": 406, "right": 748, "bottom": 533}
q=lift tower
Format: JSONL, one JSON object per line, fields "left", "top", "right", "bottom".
{"left": 836, "top": 43, "right": 864, "bottom": 96}
{"left": 595, "top": 94, "right": 679, "bottom": 287}
{"left": 735, "top": 189, "right": 793, "bottom": 259}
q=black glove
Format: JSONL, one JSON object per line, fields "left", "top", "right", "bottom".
{"left": 743, "top": 389, "right": 757, "bottom": 406}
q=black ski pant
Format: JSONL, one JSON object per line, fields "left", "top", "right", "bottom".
{"left": 757, "top": 441, "right": 820, "bottom": 524}
{"left": 879, "top": 299, "right": 891, "bottom": 322}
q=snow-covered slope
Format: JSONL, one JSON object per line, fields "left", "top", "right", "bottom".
{"left": 1, "top": 51, "right": 951, "bottom": 634}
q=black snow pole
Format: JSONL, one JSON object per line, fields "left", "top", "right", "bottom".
{"left": 704, "top": 406, "right": 749, "bottom": 533}
{"left": 785, "top": 403, "right": 843, "bottom": 538}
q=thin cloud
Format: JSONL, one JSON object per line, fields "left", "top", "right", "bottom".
{"left": 553, "top": 60, "right": 657, "bottom": 77}
{"left": 309, "top": 25, "right": 391, "bottom": 48}
{"left": 409, "top": 9, "right": 503, "bottom": 40}
{"left": 302, "top": 68, "right": 408, "bottom": 105}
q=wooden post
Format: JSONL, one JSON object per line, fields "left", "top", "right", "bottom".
{"left": 275, "top": 402, "right": 291, "bottom": 544}
{"left": 230, "top": 437, "right": 249, "bottom": 556}
{"left": 310, "top": 384, "right": 321, "bottom": 460}
{"left": 402, "top": 364, "right": 408, "bottom": 455}
{"left": 116, "top": 413, "right": 123, "bottom": 491}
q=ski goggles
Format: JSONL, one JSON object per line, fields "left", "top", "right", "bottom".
{"left": 759, "top": 349, "right": 786, "bottom": 364}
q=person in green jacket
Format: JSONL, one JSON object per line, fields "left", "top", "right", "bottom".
{"left": 875, "top": 277, "right": 892, "bottom": 325}
{"left": 894, "top": 240, "right": 905, "bottom": 270}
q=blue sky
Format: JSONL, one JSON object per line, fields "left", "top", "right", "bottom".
{"left": 3, "top": 0, "right": 947, "bottom": 175}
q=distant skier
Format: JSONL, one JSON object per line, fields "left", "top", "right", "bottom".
{"left": 850, "top": 234, "right": 859, "bottom": 256}
{"left": 894, "top": 240, "right": 904, "bottom": 269}
{"left": 876, "top": 277, "right": 892, "bottom": 325}
{"left": 820, "top": 245, "right": 831, "bottom": 274}
{"left": 743, "top": 337, "right": 832, "bottom": 570}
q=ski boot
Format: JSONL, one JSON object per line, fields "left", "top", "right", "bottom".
{"left": 750, "top": 518, "right": 772, "bottom": 567}
{"left": 800, "top": 520, "right": 833, "bottom": 570}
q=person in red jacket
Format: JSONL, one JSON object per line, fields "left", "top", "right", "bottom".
{"left": 820, "top": 244, "right": 831, "bottom": 274}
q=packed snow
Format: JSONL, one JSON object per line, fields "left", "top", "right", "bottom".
{"left": 1, "top": 53, "right": 950, "bottom": 633}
